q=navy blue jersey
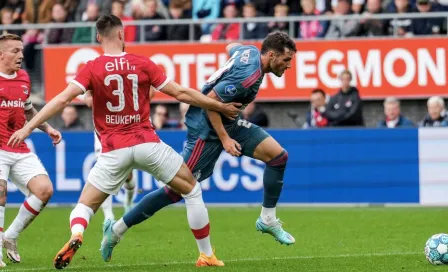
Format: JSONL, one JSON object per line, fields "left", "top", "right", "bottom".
{"left": 185, "top": 45, "right": 264, "bottom": 140}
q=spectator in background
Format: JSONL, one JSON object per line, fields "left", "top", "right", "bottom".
{"left": 1, "top": 7, "right": 24, "bottom": 36}
{"left": 59, "top": 0, "right": 78, "bottom": 21}
{"left": 241, "top": 2, "right": 268, "bottom": 40}
{"left": 251, "top": 0, "right": 302, "bottom": 16}
{"left": 387, "top": 0, "right": 414, "bottom": 36}
{"left": 377, "top": 97, "right": 414, "bottom": 128}
{"left": 23, "top": 0, "right": 55, "bottom": 23}
{"left": 243, "top": 102, "right": 269, "bottom": 127}
{"left": 211, "top": 4, "right": 240, "bottom": 41}
{"left": 299, "top": 0, "right": 327, "bottom": 39}
{"left": 111, "top": 0, "right": 136, "bottom": 42}
{"left": 325, "top": 0, "right": 360, "bottom": 38}
{"left": 420, "top": 96, "right": 448, "bottom": 127}
{"left": 193, "top": 0, "right": 220, "bottom": 34}
{"left": 60, "top": 106, "right": 85, "bottom": 131}
{"left": 75, "top": 0, "right": 111, "bottom": 22}
{"left": 321, "top": 70, "right": 364, "bottom": 126}
{"left": 137, "top": 0, "right": 166, "bottom": 41}
{"left": 4, "top": 0, "right": 24, "bottom": 24}
{"left": 267, "top": 4, "right": 290, "bottom": 34}
{"left": 412, "top": 0, "right": 447, "bottom": 35}
{"left": 304, "top": 89, "right": 329, "bottom": 128}
{"left": 152, "top": 105, "right": 180, "bottom": 129}
{"left": 129, "top": 0, "right": 169, "bottom": 19}
{"left": 166, "top": 0, "right": 200, "bottom": 41}
{"left": 360, "top": 0, "right": 389, "bottom": 36}
{"left": 46, "top": 3, "right": 74, "bottom": 44}
{"left": 72, "top": 3, "right": 99, "bottom": 44}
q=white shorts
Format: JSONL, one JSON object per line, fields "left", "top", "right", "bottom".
{"left": 0, "top": 150, "right": 48, "bottom": 196}
{"left": 94, "top": 133, "right": 102, "bottom": 158}
{"left": 88, "top": 142, "right": 183, "bottom": 195}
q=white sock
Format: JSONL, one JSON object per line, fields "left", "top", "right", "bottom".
{"left": 70, "top": 203, "right": 94, "bottom": 235}
{"left": 182, "top": 183, "right": 213, "bottom": 256}
{"left": 112, "top": 218, "right": 129, "bottom": 237}
{"left": 123, "top": 178, "right": 135, "bottom": 208}
{"left": 5, "top": 194, "right": 44, "bottom": 239}
{"left": 101, "top": 196, "right": 114, "bottom": 221}
{"left": 0, "top": 206, "right": 4, "bottom": 259}
{"left": 261, "top": 207, "right": 276, "bottom": 225}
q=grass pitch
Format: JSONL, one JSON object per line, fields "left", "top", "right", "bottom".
{"left": 1, "top": 206, "right": 446, "bottom": 271}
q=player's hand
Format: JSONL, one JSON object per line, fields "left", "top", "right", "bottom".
{"left": 7, "top": 127, "right": 32, "bottom": 148}
{"left": 221, "top": 102, "right": 242, "bottom": 120}
{"left": 222, "top": 137, "right": 241, "bottom": 157}
{"left": 47, "top": 127, "right": 62, "bottom": 146}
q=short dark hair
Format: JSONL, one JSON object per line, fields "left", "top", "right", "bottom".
{"left": 311, "top": 88, "right": 326, "bottom": 97}
{"left": 261, "top": 31, "right": 296, "bottom": 55}
{"left": 96, "top": 14, "right": 123, "bottom": 37}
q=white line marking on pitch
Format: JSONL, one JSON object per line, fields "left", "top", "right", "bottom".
{"left": 2, "top": 252, "right": 422, "bottom": 271}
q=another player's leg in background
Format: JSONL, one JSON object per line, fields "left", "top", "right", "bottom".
{"left": 250, "top": 136, "right": 295, "bottom": 245}
{"left": 54, "top": 182, "right": 109, "bottom": 269}
{"left": 122, "top": 172, "right": 135, "bottom": 213}
{"left": 0, "top": 179, "right": 7, "bottom": 267}
{"left": 4, "top": 175, "right": 54, "bottom": 263}
{"left": 100, "top": 196, "right": 114, "bottom": 222}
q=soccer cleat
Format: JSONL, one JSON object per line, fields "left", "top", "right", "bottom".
{"left": 196, "top": 251, "right": 224, "bottom": 267}
{"left": 100, "top": 219, "right": 120, "bottom": 262}
{"left": 0, "top": 260, "right": 6, "bottom": 267}
{"left": 53, "top": 232, "right": 83, "bottom": 270}
{"left": 3, "top": 237, "right": 20, "bottom": 263}
{"left": 256, "top": 216, "right": 295, "bottom": 245}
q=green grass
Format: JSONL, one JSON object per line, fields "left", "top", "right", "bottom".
{"left": 1, "top": 207, "right": 448, "bottom": 271}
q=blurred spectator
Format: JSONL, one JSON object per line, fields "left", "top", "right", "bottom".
{"left": 267, "top": 4, "right": 290, "bottom": 34}
{"left": 251, "top": 0, "right": 302, "bottom": 16}
{"left": 241, "top": 2, "right": 268, "bottom": 40}
{"left": 72, "top": 3, "right": 99, "bottom": 44}
{"left": 46, "top": 3, "right": 74, "bottom": 44}
{"left": 179, "top": 102, "right": 189, "bottom": 130}
{"left": 211, "top": 4, "right": 240, "bottom": 41}
{"left": 60, "top": 106, "right": 85, "bottom": 130}
{"left": 325, "top": 0, "right": 361, "bottom": 38}
{"left": 304, "top": 89, "right": 329, "bottom": 128}
{"left": 193, "top": 0, "right": 220, "bottom": 34}
{"left": 153, "top": 105, "right": 180, "bottom": 129}
{"left": 130, "top": 0, "right": 169, "bottom": 19}
{"left": 299, "top": 0, "right": 327, "bottom": 39}
{"left": 352, "top": 0, "right": 365, "bottom": 13}
{"left": 4, "top": 0, "right": 24, "bottom": 23}
{"left": 243, "top": 102, "right": 269, "bottom": 127}
{"left": 111, "top": 0, "right": 136, "bottom": 42}
{"left": 411, "top": 0, "right": 447, "bottom": 35}
{"left": 75, "top": 0, "right": 111, "bottom": 22}
{"left": 387, "top": 0, "right": 414, "bottom": 36}
{"left": 221, "top": 0, "right": 244, "bottom": 11}
{"left": 1, "top": 7, "right": 24, "bottom": 36}
{"left": 360, "top": 0, "right": 388, "bottom": 36}
{"left": 58, "top": 0, "right": 78, "bottom": 21}
{"left": 136, "top": 0, "right": 166, "bottom": 41}
{"left": 420, "top": 96, "right": 448, "bottom": 127}
{"left": 377, "top": 97, "right": 414, "bottom": 128}
{"left": 167, "top": 0, "right": 200, "bottom": 41}
{"left": 322, "top": 70, "right": 364, "bottom": 126}
{"left": 23, "top": 0, "right": 55, "bottom": 23}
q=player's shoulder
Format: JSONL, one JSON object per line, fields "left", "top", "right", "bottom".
{"left": 16, "top": 69, "right": 31, "bottom": 82}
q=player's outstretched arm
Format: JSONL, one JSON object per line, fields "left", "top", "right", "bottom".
{"left": 159, "top": 80, "right": 242, "bottom": 120}
{"left": 24, "top": 106, "right": 62, "bottom": 145}
{"left": 206, "top": 91, "right": 241, "bottom": 157}
{"left": 7, "top": 83, "right": 84, "bottom": 147}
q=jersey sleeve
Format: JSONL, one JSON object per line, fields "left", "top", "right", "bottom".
{"left": 147, "top": 59, "right": 169, "bottom": 91}
{"left": 229, "top": 44, "right": 243, "bottom": 57}
{"left": 213, "top": 65, "right": 261, "bottom": 103}
{"left": 71, "top": 61, "right": 92, "bottom": 93}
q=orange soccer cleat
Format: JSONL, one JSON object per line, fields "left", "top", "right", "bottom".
{"left": 53, "top": 232, "right": 83, "bottom": 270}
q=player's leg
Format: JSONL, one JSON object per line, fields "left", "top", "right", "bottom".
{"left": 101, "top": 141, "right": 223, "bottom": 266}
{"left": 119, "top": 135, "right": 219, "bottom": 228}
{"left": 54, "top": 148, "right": 133, "bottom": 270}
{"left": 101, "top": 195, "right": 115, "bottom": 221}
{"left": 236, "top": 123, "right": 294, "bottom": 245}
{"left": 5, "top": 152, "right": 54, "bottom": 263}
{"left": 0, "top": 160, "right": 11, "bottom": 268}
{"left": 122, "top": 172, "right": 135, "bottom": 213}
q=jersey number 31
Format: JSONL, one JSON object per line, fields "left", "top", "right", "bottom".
{"left": 104, "top": 74, "right": 139, "bottom": 112}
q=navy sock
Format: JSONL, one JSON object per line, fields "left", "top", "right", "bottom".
{"left": 123, "top": 187, "right": 182, "bottom": 227}
{"left": 263, "top": 150, "right": 288, "bottom": 208}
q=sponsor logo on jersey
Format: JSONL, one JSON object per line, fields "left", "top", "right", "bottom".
{"left": 0, "top": 99, "right": 25, "bottom": 108}
{"left": 240, "top": 49, "right": 251, "bottom": 64}
{"left": 225, "top": 85, "right": 236, "bottom": 96}
{"left": 22, "top": 85, "right": 29, "bottom": 95}
{"left": 193, "top": 170, "right": 201, "bottom": 180}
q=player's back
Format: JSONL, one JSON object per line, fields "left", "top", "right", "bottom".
{"left": 185, "top": 45, "right": 263, "bottom": 140}
{"left": 0, "top": 69, "right": 32, "bottom": 153}
{"left": 73, "top": 53, "right": 169, "bottom": 153}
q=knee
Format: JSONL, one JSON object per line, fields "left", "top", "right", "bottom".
{"left": 33, "top": 182, "right": 54, "bottom": 202}
{"left": 267, "top": 150, "right": 288, "bottom": 168}
{"left": 0, "top": 180, "right": 7, "bottom": 206}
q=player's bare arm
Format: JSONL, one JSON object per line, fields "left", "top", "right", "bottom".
{"left": 24, "top": 106, "right": 62, "bottom": 145}
{"left": 206, "top": 91, "right": 241, "bottom": 157}
{"left": 159, "top": 80, "right": 242, "bottom": 120}
{"left": 7, "top": 83, "right": 83, "bottom": 147}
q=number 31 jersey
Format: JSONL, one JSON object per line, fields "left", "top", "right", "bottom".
{"left": 72, "top": 52, "right": 169, "bottom": 153}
